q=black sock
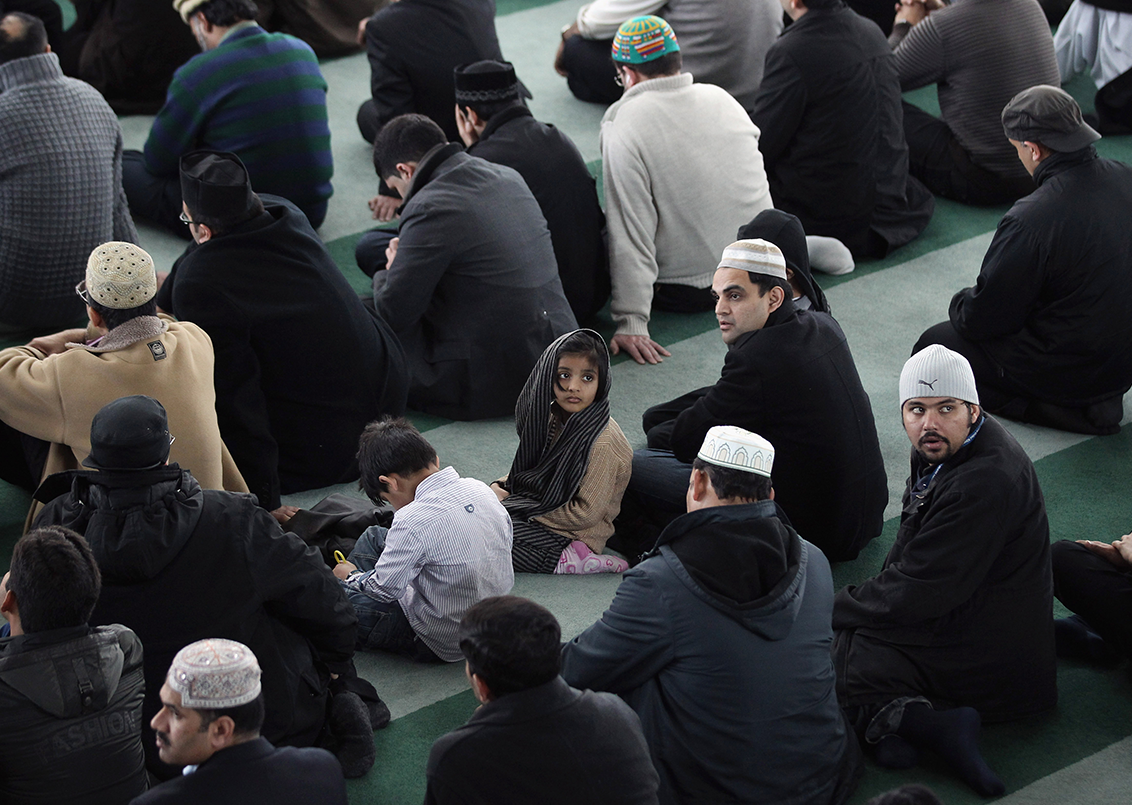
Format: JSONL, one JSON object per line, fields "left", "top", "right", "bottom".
{"left": 1055, "top": 615, "right": 1118, "bottom": 662}
{"left": 874, "top": 734, "right": 919, "bottom": 769}
{"left": 897, "top": 703, "right": 1005, "bottom": 797}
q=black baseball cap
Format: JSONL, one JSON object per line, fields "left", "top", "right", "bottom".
{"left": 83, "top": 396, "right": 172, "bottom": 471}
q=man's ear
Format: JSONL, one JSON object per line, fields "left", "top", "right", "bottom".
{"left": 194, "top": 223, "right": 213, "bottom": 244}
{"left": 469, "top": 672, "right": 493, "bottom": 704}
{"left": 1, "top": 589, "right": 16, "bottom": 621}
{"left": 379, "top": 474, "right": 399, "bottom": 495}
{"left": 766, "top": 284, "right": 786, "bottom": 313}
{"left": 207, "top": 715, "right": 237, "bottom": 749}
{"left": 395, "top": 162, "right": 415, "bottom": 182}
{"left": 88, "top": 307, "right": 106, "bottom": 331}
{"left": 689, "top": 468, "right": 710, "bottom": 503}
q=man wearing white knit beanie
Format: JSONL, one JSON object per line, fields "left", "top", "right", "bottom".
{"left": 832, "top": 344, "right": 1056, "bottom": 798}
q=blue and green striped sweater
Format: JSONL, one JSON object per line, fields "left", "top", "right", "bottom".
{"left": 143, "top": 24, "right": 333, "bottom": 224}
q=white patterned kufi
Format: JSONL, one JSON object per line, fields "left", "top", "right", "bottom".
{"left": 167, "top": 639, "right": 262, "bottom": 709}
{"left": 717, "top": 239, "right": 788, "bottom": 281}
{"left": 173, "top": 0, "right": 209, "bottom": 23}
{"left": 697, "top": 425, "right": 775, "bottom": 478}
{"left": 85, "top": 242, "right": 156, "bottom": 310}
{"left": 900, "top": 344, "right": 980, "bottom": 406}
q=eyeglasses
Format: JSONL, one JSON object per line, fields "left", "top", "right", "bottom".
{"left": 179, "top": 211, "right": 194, "bottom": 226}
{"left": 168, "top": 433, "right": 176, "bottom": 447}
{"left": 613, "top": 67, "right": 625, "bottom": 88}
{"left": 75, "top": 280, "right": 92, "bottom": 306}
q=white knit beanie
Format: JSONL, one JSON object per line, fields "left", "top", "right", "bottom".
{"left": 899, "top": 344, "right": 980, "bottom": 406}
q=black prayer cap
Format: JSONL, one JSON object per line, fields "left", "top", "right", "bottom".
{"left": 454, "top": 61, "right": 521, "bottom": 105}
{"left": 83, "top": 396, "right": 172, "bottom": 471}
{"left": 1001, "top": 85, "right": 1100, "bottom": 152}
{"left": 179, "top": 150, "right": 257, "bottom": 219}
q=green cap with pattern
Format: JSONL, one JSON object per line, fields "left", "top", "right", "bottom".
{"left": 611, "top": 16, "right": 680, "bottom": 65}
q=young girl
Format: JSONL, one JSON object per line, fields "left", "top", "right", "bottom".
{"left": 492, "top": 330, "right": 632, "bottom": 574}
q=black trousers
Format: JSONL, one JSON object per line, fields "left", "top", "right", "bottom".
{"left": 560, "top": 36, "right": 621, "bottom": 105}
{"left": 1052, "top": 540, "right": 1132, "bottom": 658}
{"left": 0, "top": 420, "right": 49, "bottom": 493}
{"left": 914, "top": 321, "right": 1124, "bottom": 435}
{"left": 902, "top": 103, "right": 1035, "bottom": 206}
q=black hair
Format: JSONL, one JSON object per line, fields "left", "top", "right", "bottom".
{"left": 185, "top": 194, "right": 265, "bottom": 238}
{"left": 7, "top": 526, "right": 100, "bottom": 633}
{"left": 620, "top": 50, "right": 682, "bottom": 78}
{"left": 372, "top": 114, "right": 447, "bottom": 180}
{"left": 866, "top": 784, "right": 944, "bottom": 805}
{"left": 803, "top": 0, "right": 841, "bottom": 9}
{"left": 356, "top": 416, "right": 438, "bottom": 502}
{"left": 89, "top": 297, "right": 158, "bottom": 332}
{"left": 0, "top": 12, "right": 47, "bottom": 63}
{"left": 692, "top": 458, "right": 773, "bottom": 502}
{"left": 554, "top": 330, "right": 603, "bottom": 395}
{"left": 460, "top": 98, "right": 525, "bottom": 123}
{"left": 196, "top": 693, "right": 266, "bottom": 736}
{"left": 198, "top": 0, "right": 258, "bottom": 26}
{"left": 746, "top": 273, "right": 792, "bottom": 299}
{"left": 459, "top": 596, "right": 561, "bottom": 697}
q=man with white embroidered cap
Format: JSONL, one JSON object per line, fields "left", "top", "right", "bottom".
{"left": 832, "top": 344, "right": 1056, "bottom": 797}
{"left": 133, "top": 638, "right": 347, "bottom": 804}
{"left": 627, "top": 238, "right": 886, "bottom": 562}
{"left": 0, "top": 241, "right": 246, "bottom": 518}
{"left": 563, "top": 425, "right": 862, "bottom": 805}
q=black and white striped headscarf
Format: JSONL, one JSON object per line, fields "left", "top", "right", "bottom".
{"left": 502, "top": 329, "right": 612, "bottom": 521}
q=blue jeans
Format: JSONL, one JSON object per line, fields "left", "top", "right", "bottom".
{"left": 342, "top": 527, "right": 439, "bottom": 661}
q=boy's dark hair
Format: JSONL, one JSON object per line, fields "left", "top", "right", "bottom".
{"left": 357, "top": 416, "right": 438, "bottom": 502}
{"left": 372, "top": 114, "right": 447, "bottom": 181}
{"left": 866, "top": 784, "right": 944, "bottom": 805}
{"left": 196, "top": 693, "right": 266, "bottom": 736}
{"left": 89, "top": 297, "right": 158, "bottom": 332}
{"left": 746, "top": 273, "right": 792, "bottom": 299}
{"left": 460, "top": 98, "right": 525, "bottom": 123}
{"left": 802, "top": 0, "right": 840, "bottom": 9}
{"left": 7, "top": 526, "right": 101, "bottom": 633}
{"left": 185, "top": 194, "right": 265, "bottom": 239}
{"left": 459, "top": 596, "right": 561, "bottom": 697}
{"left": 0, "top": 12, "right": 47, "bottom": 64}
{"left": 692, "top": 458, "right": 772, "bottom": 502}
{"left": 624, "top": 50, "right": 682, "bottom": 78}
{"left": 198, "top": 0, "right": 259, "bottom": 27}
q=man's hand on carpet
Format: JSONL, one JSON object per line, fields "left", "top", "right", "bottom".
{"left": 385, "top": 237, "right": 400, "bottom": 270}
{"left": 611, "top": 334, "right": 671, "bottom": 365}
{"left": 490, "top": 482, "right": 510, "bottom": 502}
{"left": 369, "top": 194, "right": 400, "bottom": 222}
{"left": 27, "top": 328, "right": 87, "bottom": 356}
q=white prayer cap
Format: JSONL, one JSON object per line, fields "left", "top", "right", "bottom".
{"left": 697, "top": 425, "right": 775, "bottom": 477}
{"left": 900, "top": 344, "right": 980, "bottom": 406}
{"left": 167, "top": 639, "right": 262, "bottom": 709}
{"left": 717, "top": 239, "right": 788, "bottom": 281}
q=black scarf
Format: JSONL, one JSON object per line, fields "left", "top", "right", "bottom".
{"left": 502, "top": 329, "right": 611, "bottom": 521}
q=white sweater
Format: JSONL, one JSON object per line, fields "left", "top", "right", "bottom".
{"left": 601, "top": 73, "right": 773, "bottom": 338}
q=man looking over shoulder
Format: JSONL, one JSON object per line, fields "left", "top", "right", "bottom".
{"left": 833, "top": 345, "right": 1056, "bottom": 796}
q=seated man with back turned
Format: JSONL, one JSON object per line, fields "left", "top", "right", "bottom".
{"left": 0, "top": 11, "right": 137, "bottom": 334}
{"left": 134, "top": 639, "right": 348, "bottom": 804}
{"left": 631, "top": 239, "right": 886, "bottom": 562}
{"left": 0, "top": 526, "right": 147, "bottom": 804}
{"left": 916, "top": 86, "right": 1132, "bottom": 436}
{"left": 334, "top": 418, "right": 514, "bottom": 663}
{"left": 157, "top": 150, "right": 409, "bottom": 510}
{"left": 124, "top": 0, "right": 333, "bottom": 234}
{"left": 454, "top": 61, "right": 609, "bottom": 323}
{"left": 563, "top": 427, "right": 862, "bottom": 805}
{"left": 360, "top": 114, "right": 577, "bottom": 420}
{"left": 599, "top": 17, "right": 773, "bottom": 365}
{"left": 425, "top": 596, "right": 660, "bottom": 805}
{"left": 833, "top": 345, "right": 1056, "bottom": 797}
{"left": 752, "top": 0, "right": 934, "bottom": 260}
{"left": 0, "top": 242, "right": 246, "bottom": 520}
{"left": 889, "top": 0, "right": 1060, "bottom": 205}
{"left": 36, "top": 396, "right": 376, "bottom": 779}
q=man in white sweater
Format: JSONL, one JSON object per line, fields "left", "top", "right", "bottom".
{"left": 600, "top": 16, "right": 773, "bottom": 364}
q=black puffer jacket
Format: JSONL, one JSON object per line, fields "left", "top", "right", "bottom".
{"left": 34, "top": 466, "right": 357, "bottom": 776}
{"left": 0, "top": 624, "right": 147, "bottom": 804}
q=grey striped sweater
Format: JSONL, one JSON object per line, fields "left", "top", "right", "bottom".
{"left": 891, "top": 0, "right": 1060, "bottom": 178}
